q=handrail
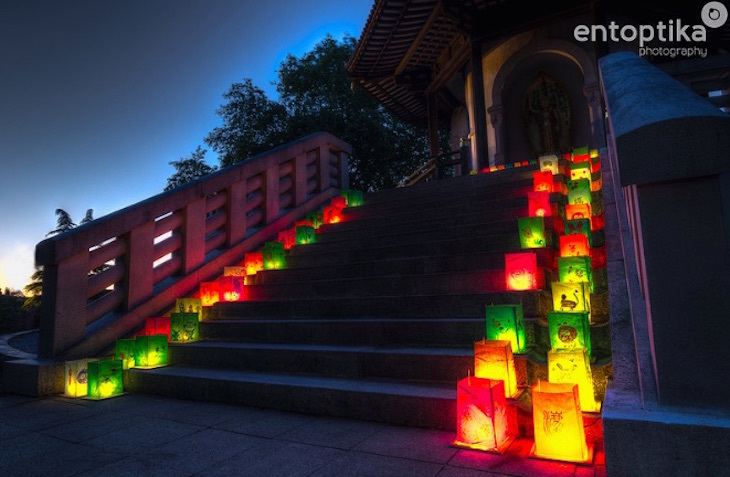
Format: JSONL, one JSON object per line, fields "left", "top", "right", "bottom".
{"left": 36, "top": 132, "right": 351, "bottom": 359}
{"left": 397, "top": 148, "right": 463, "bottom": 188}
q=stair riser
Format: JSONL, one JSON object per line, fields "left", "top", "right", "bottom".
{"left": 127, "top": 370, "right": 456, "bottom": 430}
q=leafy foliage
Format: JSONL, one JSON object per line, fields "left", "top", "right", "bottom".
{"left": 165, "top": 146, "right": 217, "bottom": 191}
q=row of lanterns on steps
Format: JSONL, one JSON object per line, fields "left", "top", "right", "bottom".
{"left": 62, "top": 190, "right": 364, "bottom": 400}
{"left": 454, "top": 147, "right": 604, "bottom": 465}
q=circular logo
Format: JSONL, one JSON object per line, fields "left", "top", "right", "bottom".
{"left": 702, "top": 2, "right": 728, "bottom": 28}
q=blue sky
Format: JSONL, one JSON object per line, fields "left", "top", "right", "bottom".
{"left": 0, "top": 0, "right": 373, "bottom": 291}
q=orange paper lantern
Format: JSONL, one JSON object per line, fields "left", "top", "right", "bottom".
{"left": 199, "top": 281, "right": 220, "bottom": 307}
{"left": 474, "top": 339, "right": 518, "bottom": 398}
{"left": 244, "top": 252, "right": 264, "bottom": 276}
{"left": 559, "top": 234, "right": 590, "bottom": 258}
{"left": 564, "top": 203, "right": 591, "bottom": 222}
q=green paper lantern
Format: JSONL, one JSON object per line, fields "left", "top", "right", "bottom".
{"left": 485, "top": 304, "right": 526, "bottom": 354}
{"left": 176, "top": 297, "right": 202, "bottom": 316}
{"left": 517, "top": 217, "right": 546, "bottom": 249}
{"left": 170, "top": 312, "right": 200, "bottom": 343}
{"left": 564, "top": 219, "right": 592, "bottom": 247}
{"left": 295, "top": 225, "right": 316, "bottom": 245}
{"left": 547, "top": 311, "right": 592, "bottom": 358}
{"left": 341, "top": 189, "right": 364, "bottom": 207}
{"left": 263, "top": 241, "right": 286, "bottom": 270}
{"left": 567, "top": 179, "right": 592, "bottom": 205}
{"left": 134, "top": 335, "right": 169, "bottom": 368}
{"left": 87, "top": 359, "right": 124, "bottom": 400}
{"left": 557, "top": 256, "right": 593, "bottom": 292}
{"left": 115, "top": 338, "right": 136, "bottom": 369}
{"left": 568, "top": 161, "right": 591, "bottom": 181}
{"left": 306, "top": 211, "right": 323, "bottom": 229}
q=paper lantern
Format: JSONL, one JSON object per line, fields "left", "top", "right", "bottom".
{"left": 564, "top": 219, "right": 592, "bottom": 248}
{"left": 277, "top": 228, "right": 297, "bottom": 250}
{"left": 517, "top": 217, "right": 546, "bottom": 249}
{"left": 564, "top": 203, "right": 591, "bottom": 222}
{"left": 115, "top": 338, "right": 136, "bottom": 370}
{"left": 528, "top": 191, "right": 551, "bottom": 218}
{"left": 199, "top": 281, "right": 220, "bottom": 307}
{"left": 244, "top": 252, "right": 264, "bottom": 276}
{"left": 306, "top": 211, "right": 323, "bottom": 229}
{"left": 295, "top": 225, "right": 316, "bottom": 245}
{"left": 547, "top": 311, "right": 592, "bottom": 357}
{"left": 454, "top": 376, "right": 514, "bottom": 453}
{"left": 170, "top": 312, "right": 199, "bottom": 343}
{"left": 87, "top": 359, "right": 124, "bottom": 400}
{"left": 64, "top": 359, "right": 89, "bottom": 397}
{"left": 551, "top": 282, "right": 591, "bottom": 321}
{"left": 330, "top": 196, "right": 347, "bottom": 210}
{"left": 533, "top": 171, "right": 554, "bottom": 193}
{"left": 485, "top": 304, "right": 527, "bottom": 354}
{"left": 557, "top": 256, "right": 593, "bottom": 292}
{"left": 571, "top": 146, "right": 590, "bottom": 163}
{"left": 223, "top": 266, "right": 246, "bottom": 277}
{"left": 144, "top": 317, "right": 170, "bottom": 340}
{"left": 263, "top": 241, "right": 286, "bottom": 270}
{"left": 548, "top": 349, "right": 600, "bottom": 413}
{"left": 474, "top": 339, "right": 518, "bottom": 398}
{"left": 538, "top": 155, "right": 560, "bottom": 175}
{"left": 175, "top": 298, "right": 202, "bottom": 315}
{"left": 559, "top": 234, "right": 590, "bottom": 258}
{"left": 568, "top": 162, "right": 591, "bottom": 181}
{"left": 323, "top": 205, "right": 344, "bottom": 224}
{"left": 531, "top": 381, "right": 592, "bottom": 464}
{"left": 134, "top": 335, "right": 169, "bottom": 368}
{"left": 505, "top": 252, "right": 538, "bottom": 291}
{"left": 219, "top": 275, "right": 244, "bottom": 302}
{"left": 342, "top": 189, "right": 364, "bottom": 207}
{"left": 567, "top": 179, "right": 592, "bottom": 205}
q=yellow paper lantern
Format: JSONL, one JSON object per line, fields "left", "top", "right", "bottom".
{"left": 63, "top": 358, "right": 89, "bottom": 398}
{"left": 223, "top": 266, "right": 246, "bottom": 277}
{"left": 551, "top": 281, "right": 591, "bottom": 320}
{"left": 548, "top": 348, "right": 601, "bottom": 413}
{"left": 199, "top": 281, "right": 220, "bottom": 306}
{"left": 175, "top": 298, "right": 202, "bottom": 315}
{"left": 531, "top": 381, "right": 593, "bottom": 464}
{"left": 474, "top": 339, "right": 518, "bottom": 398}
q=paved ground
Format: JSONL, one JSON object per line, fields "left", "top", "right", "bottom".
{"left": 0, "top": 391, "right": 606, "bottom": 477}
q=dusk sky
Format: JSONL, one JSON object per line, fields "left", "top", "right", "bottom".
{"left": 0, "top": 0, "right": 373, "bottom": 292}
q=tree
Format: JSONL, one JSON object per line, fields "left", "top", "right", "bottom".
{"left": 165, "top": 146, "right": 217, "bottom": 191}
{"left": 200, "top": 35, "right": 436, "bottom": 191}
{"left": 205, "top": 80, "right": 289, "bottom": 168}
{"left": 80, "top": 209, "right": 94, "bottom": 225}
{"left": 46, "top": 209, "right": 75, "bottom": 236}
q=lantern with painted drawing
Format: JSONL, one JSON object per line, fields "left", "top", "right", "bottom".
{"left": 199, "top": 281, "right": 220, "bottom": 306}
{"left": 517, "top": 217, "right": 546, "bottom": 249}
{"left": 244, "top": 252, "right": 264, "bottom": 276}
{"left": 557, "top": 256, "right": 593, "bottom": 292}
{"left": 263, "top": 241, "right": 286, "bottom": 270}
{"left": 134, "top": 334, "right": 169, "bottom": 368}
{"left": 175, "top": 297, "right": 202, "bottom": 315}
{"left": 504, "top": 252, "right": 538, "bottom": 291}
{"left": 547, "top": 311, "right": 592, "bottom": 357}
{"left": 485, "top": 304, "right": 526, "bottom": 354}
{"left": 538, "top": 154, "right": 560, "bottom": 175}
{"left": 115, "top": 338, "right": 136, "bottom": 369}
{"left": 548, "top": 348, "right": 600, "bottom": 413}
{"left": 219, "top": 275, "right": 244, "bottom": 302}
{"left": 143, "top": 316, "right": 170, "bottom": 340}
{"left": 454, "top": 375, "right": 515, "bottom": 453}
{"left": 87, "top": 359, "right": 124, "bottom": 400}
{"left": 559, "top": 233, "right": 590, "bottom": 258}
{"left": 323, "top": 204, "right": 344, "bottom": 224}
{"left": 295, "top": 225, "right": 316, "bottom": 245}
{"left": 551, "top": 281, "right": 591, "bottom": 322}
{"left": 474, "top": 339, "right": 518, "bottom": 398}
{"left": 63, "top": 359, "right": 89, "bottom": 398}
{"left": 528, "top": 191, "right": 551, "bottom": 217}
{"left": 170, "top": 312, "right": 200, "bottom": 343}
{"left": 277, "top": 228, "right": 297, "bottom": 250}
{"left": 568, "top": 161, "right": 591, "bottom": 181}
{"left": 567, "top": 179, "right": 592, "bottom": 205}
{"left": 223, "top": 266, "right": 246, "bottom": 277}
{"left": 533, "top": 171, "right": 554, "bottom": 193}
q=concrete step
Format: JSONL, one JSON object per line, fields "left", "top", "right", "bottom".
{"left": 214, "top": 291, "right": 552, "bottom": 319}
{"left": 126, "top": 366, "right": 457, "bottom": 430}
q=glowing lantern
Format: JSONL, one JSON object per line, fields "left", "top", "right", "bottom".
{"left": 219, "top": 275, "right": 244, "bottom": 302}
{"left": 200, "top": 281, "right": 220, "bottom": 307}
{"left": 559, "top": 234, "right": 590, "bottom": 258}
{"left": 568, "top": 162, "right": 591, "bottom": 181}
{"left": 547, "top": 311, "right": 592, "bottom": 357}
{"left": 295, "top": 225, "right": 316, "bottom": 245}
{"left": 115, "top": 338, "right": 136, "bottom": 369}
{"left": 564, "top": 219, "right": 592, "bottom": 247}
{"left": 87, "top": 359, "right": 124, "bottom": 400}
{"left": 531, "top": 381, "right": 592, "bottom": 463}
{"left": 223, "top": 266, "right": 246, "bottom": 277}
{"left": 63, "top": 359, "right": 89, "bottom": 398}
{"left": 571, "top": 146, "right": 590, "bottom": 163}
{"left": 454, "top": 376, "right": 515, "bottom": 453}
{"left": 134, "top": 334, "right": 169, "bottom": 368}
{"left": 170, "top": 312, "right": 199, "bottom": 342}
{"left": 263, "top": 241, "right": 286, "bottom": 270}
{"left": 144, "top": 317, "right": 170, "bottom": 340}
{"left": 551, "top": 281, "right": 591, "bottom": 321}
{"left": 567, "top": 179, "right": 592, "bottom": 205}
{"left": 306, "top": 211, "right": 323, "bottom": 229}
{"left": 548, "top": 349, "right": 600, "bottom": 413}
{"left": 485, "top": 304, "right": 526, "bottom": 354}
{"left": 323, "top": 205, "right": 344, "bottom": 224}
{"left": 564, "top": 203, "right": 591, "bottom": 222}
{"left": 244, "top": 252, "right": 264, "bottom": 276}
{"left": 505, "top": 252, "right": 538, "bottom": 291}
{"left": 533, "top": 171, "right": 554, "bottom": 193}
{"left": 528, "top": 192, "right": 551, "bottom": 218}
{"left": 539, "top": 155, "right": 560, "bottom": 175}
{"left": 342, "top": 189, "right": 364, "bottom": 207}
{"left": 330, "top": 196, "right": 347, "bottom": 210}
{"left": 277, "top": 228, "right": 297, "bottom": 250}
{"left": 176, "top": 298, "right": 202, "bottom": 315}
{"left": 474, "top": 339, "right": 518, "bottom": 398}
{"left": 517, "top": 217, "right": 546, "bottom": 249}
{"left": 557, "top": 256, "right": 593, "bottom": 292}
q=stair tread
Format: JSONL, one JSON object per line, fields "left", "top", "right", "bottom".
{"left": 173, "top": 341, "right": 473, "bottom": 355}
{"left": 132, "top": 365, "right": 456, "bottom": 399}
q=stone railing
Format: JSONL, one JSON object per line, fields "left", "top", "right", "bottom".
{"left": 35, "top": 132, "right": 351, "bottom": 359}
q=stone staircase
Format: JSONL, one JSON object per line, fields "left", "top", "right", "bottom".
{"left": 127, "top": 165, "right": 611, "bottom": 432}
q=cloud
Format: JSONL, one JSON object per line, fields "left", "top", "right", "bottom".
{"left": 0, "top": 243, "right": 35, "bottom": 293}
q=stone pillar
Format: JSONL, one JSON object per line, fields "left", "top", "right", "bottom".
{"left": 488, "top": 105, "right": 504, "bottom": 166}
{"left": 583, "top": 82, "right": 605, "bottom": 148}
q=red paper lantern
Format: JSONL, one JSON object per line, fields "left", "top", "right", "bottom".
{"left": 454, "top": 376, "right": 515, "bottom": 453}
{"left": 533, "top": 171, "right": 554, "bottom": 193}
{"left": 560, "top": 234, "right": 590, "bottom": 258}
{"left": 244, "top": 252, "right": 264, "bottom": 276}
{"left": 200, "top": 281, "right": 220, "bottom": 307}
{"left": 505, "top": 252, "right": 538, "bottom": 291}
{"left": 144, "top": 317, "right": 170, "bottom": 341}
{"left": 528, "top": 191, "right": 551, "bottom": 218}
{"left": 277, "top": 228, "right": 297, "bottom": 250}
{"left": 219, "top": 275, "right": 244, "bottom": 302}
{"left": 323, "top": 205, "right": 344, "bottom": 224}
{"left": 330, "top": 196, "right": 347, "bottom": 210}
